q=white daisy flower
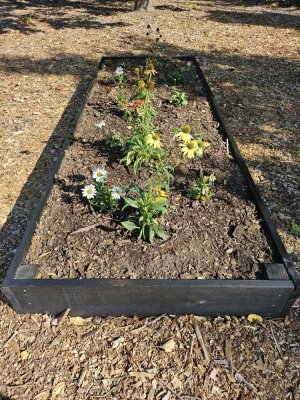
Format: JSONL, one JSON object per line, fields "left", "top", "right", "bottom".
{"left": 95, "top": 120, "right": 106, "bottom": 129}
{"left": 82, "top": 184, "right": 97, "bottom": 199}
{"left": 115, "top": 66, "right": 124, "bottom": 76}
{"left": 111, "top": 186, "right": 123, "bottom": 200}
{"left": 92, "top": 167, "right": 107, "bottom": 183}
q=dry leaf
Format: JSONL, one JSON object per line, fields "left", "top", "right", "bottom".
{"left": 275, "top": 359, "right": 284, "bottom": 369}
{"left": 247, "top": 314, "right": 263, "bottom": 323}
{"left": 34, "top": 390, "right": 50, "bottom": 400}
{"left": 159, "top": 339, "right": 176, "bottom": 353}
{"left": 20, "top": 350, "right": 29, "bottom": 360}
{"left": 209, "top": 368, "right": 217, "bottom": 380}
{"left": 52, "top": 382, "right": 65, "bottom": 397}
{"left": 69, "top": 316, "right": 86, "bottom": 326}
{"left": 111, "top": 336, "right": 124, "bottom": 349}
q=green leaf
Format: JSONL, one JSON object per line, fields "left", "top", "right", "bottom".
{"left": 121, "top": 220, "right": 139, "bottom": 231}
{"left": 122, "top": 196, "right": 139, "bottom": 208}
{"left": 291, "top": 225, "right": 300, "bottom": 236}
{"left": 153, "top": 224, "right": 168, "bottom": 240}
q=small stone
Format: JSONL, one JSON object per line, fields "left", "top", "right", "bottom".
{"left": 225, "top": 248, "right": 234, "bottom": 254}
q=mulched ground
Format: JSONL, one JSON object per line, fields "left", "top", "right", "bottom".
{"left": 0, "top": 0, "right": 299, "bottom": 399}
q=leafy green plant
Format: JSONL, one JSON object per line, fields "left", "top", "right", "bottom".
{"left": 170, "top": 70, "right": 185, "bottom": 85}
{"left": 121, "top": 184, "right": 168, "bottom": 243}
{"left": 113, "top": 90, "right": 128, "bottom": 106}
{"left": 169, "top": 88, "right": 188, "bottom": 106}
{"left": 187, "top": 175, "right": 216, "bottom": 204}
{"left": 121, "top": 132, "right": 165, "bottom": 175}
{"left": 105, "top": 131, "right": 125, "bottom": 149}
{"left": 82, "top": 167, "right": 122, "bottom": 212}
{"left": 290, "top": 225, "right": 300, "bottom": 236}
{"left": 86, "top": 183, "right": 119, "bottom": 212}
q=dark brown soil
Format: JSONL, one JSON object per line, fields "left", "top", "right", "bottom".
{"left": 25, "top": 58, "right": 274, "bottom": 280}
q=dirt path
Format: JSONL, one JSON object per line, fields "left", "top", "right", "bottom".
{"left": 0, "top": 0, "right": 299, "bottom": 398}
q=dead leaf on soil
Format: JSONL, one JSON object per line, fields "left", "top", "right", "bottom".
{"left": 52, "top": 382, "right": 65, "bottom": 397}
{"left": 34, "top": 391, "right": 50, "bottom": 400}
{"left": 159, "top": 338, "right": 176, "bottom": 353}
{"left": 111, "top": 336, "right": 124, "bottom": 349}
{"left": 20, "top": 350, "right": 29, "bottom": 360}
{"left": 69, "top": 316, "right": 86, "bottom": 326}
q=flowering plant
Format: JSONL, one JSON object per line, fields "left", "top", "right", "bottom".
{"left": 82, "top": 167, "right": 122, "bottom": 212}
{"left": 187, "top": 174, "right": 216, "bottom": 204}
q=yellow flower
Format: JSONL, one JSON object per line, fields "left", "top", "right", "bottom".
{"left": 137, "top": 80, "right": 145, "bottom": 90}
{"left": 144, "top": 63, "right": 157, "bottom": 76}
{"left": 155, "top": 187, "right": 167, "bottom": 197}
{"left": 209, "top": 174, "right": 216, "bottom": 182}
{"left": 134, "top": 67, "right": 140, "bottom": 76}
{"left": 174, "top": 126, "right": 192, "bottom": 142}
{"left": 195, "top": 138, "right": 210, "bottom": 156}
{"left": 247, "top": 314, "right": 263, "bottom": 323}
{"left": 180, "top": 140, "right": 198, "bottom": 158}
{"left": 146, "top": 132, "right": 161, "bottom": 148}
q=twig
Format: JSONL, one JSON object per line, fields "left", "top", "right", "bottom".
{"left": 193, "top": 320, "right": 210, "bottom": 363}
{"left": 269, "top": 322, "right": 284, "bottom": 361}
{"left": 57, "top": 308, "right": 71, "bottom": 327}
{"left": 131, "top": 314, "right": 166, "bottom": 334}
{"left": 156, "top": 377, "right": 202, "bottom": 399}
{"left": 2, "top": 331, "right": 18, "bottom": 349}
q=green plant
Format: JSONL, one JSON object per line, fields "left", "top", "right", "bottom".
{"left": 170, "top": 70, "right": 185, "bottom": 85}
{"left": 23, "top": 12, "right": 38, "bottom": 24}
{"left": 169, "top": 87, "right": 188, "bottom": 106}
{"left": 113, "top": 90, "right": 128, "bottom": 106}
{"left": 115, "top": 66, "right": 128, "bottom": 85}
{"left": 105, "top": 131, "right": 125, "bottom": 149}
{"left": 121, "top": 132, "right": 165, "bottom": 175}
{"left": 121, "top": 184, "right": 168, "bottom": 243}
{"left": 290, "top": 225, "right": 300, "bottom": 236}
{"left": 82, "top": 167, "right": 122, "bottom": 212}
{"left": 187, "top": 175, "right": 216, "bottom": 203}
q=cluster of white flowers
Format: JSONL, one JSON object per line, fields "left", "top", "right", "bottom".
{"left": 115, "top": 66, "right": 124, "bottom": 76}
{"left": 82, "top": 166, "right": 123, "bottom": 201}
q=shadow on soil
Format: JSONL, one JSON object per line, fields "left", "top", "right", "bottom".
{"left": 0, "top": 395, "right": 12, "bottom": 400}
{"left": 207, "top": 9, "right": 300, "bottom": 29}
{"left": 0, "top": 61, "right": 98, "bottom": 304}
{"left": 0, "top": 0, "right": 131, "bottom": 34}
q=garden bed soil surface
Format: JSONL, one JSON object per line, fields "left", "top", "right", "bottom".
{"left": 25, "top": 58, "right": 274, "bottom": 280}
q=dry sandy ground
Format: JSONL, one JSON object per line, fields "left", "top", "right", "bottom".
{"left": 0, "top": 0, "right": 299, "bottom": 399}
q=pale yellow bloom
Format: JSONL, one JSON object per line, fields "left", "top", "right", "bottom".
{"left": 146, "top": 132, "right": 161, "bottom": 148}
{"left": 247, "top": 314, "right": 263, "bottom": 323}
{"left": 144, "top": 63, "right": 157, "bottom": 76}
{"left": 180, "top": 140, "right": 198, "bottom": 158}
{"left": 195, "top": 138, "right": 210, "bottom": 156}
{"left": 174, "top": 125, "right": 192, "bottom": 142}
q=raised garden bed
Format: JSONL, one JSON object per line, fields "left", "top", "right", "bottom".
{"left": 2, "top": 55, "right": 299, "bottom": 317}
